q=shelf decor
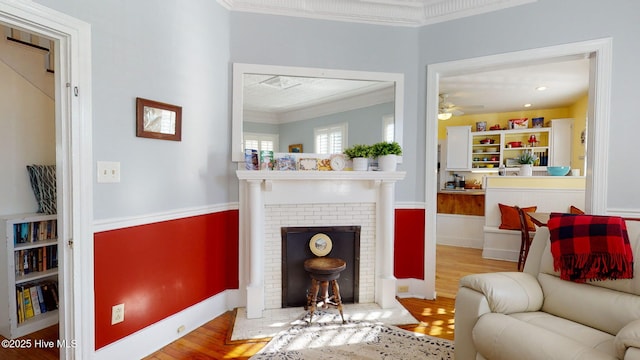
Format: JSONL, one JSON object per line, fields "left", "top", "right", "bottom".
{"left": 517, "top": 151, "right": 538, "bottom": 176}
{"left": 136, "top": 97, "right": 182, "bottom": 141}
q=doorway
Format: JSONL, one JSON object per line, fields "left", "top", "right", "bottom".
{"left": 0, "top": 2, "right": 93, "bottom": 359}
{"left": 423, "top": 39, "right": 613, "bottom": 299}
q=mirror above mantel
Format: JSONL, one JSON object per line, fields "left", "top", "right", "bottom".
{"left": 231, "top": 63, "right": 404, "bottom": 162}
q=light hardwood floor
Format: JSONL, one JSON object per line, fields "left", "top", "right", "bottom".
{"left": 3, "top": 245, "right": 515, "bottom": 360}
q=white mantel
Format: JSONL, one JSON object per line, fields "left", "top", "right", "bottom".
{"left": 236, "top": 170, "right": 406, "bottom": 318}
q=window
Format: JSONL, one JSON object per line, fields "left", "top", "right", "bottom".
{"left": 243, "top": 133, "right": 278, "bottom": 152}
{"left": 383, "top": 115, "right": 394, "bottom": 143}
{"left": 314, "top": 123, "right": 347, "bottom": 154}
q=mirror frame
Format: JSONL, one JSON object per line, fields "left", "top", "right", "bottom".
{"left": 231, "top": 63, "right": 404, "bottom": 162}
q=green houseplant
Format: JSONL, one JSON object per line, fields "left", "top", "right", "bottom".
{"left": 371, "top": 141, "right": 402, "bottom": 171}
{"left": 517, "top": 150, "right": 537, "bottom": 165}
{"left": 343, "top": 144, "right": 372, "bottom": 159}
{"left": 343, "top": 144, "right": 372, "bottom": 171}
{"left": 517, "top": 151, "right": 538, "bottom": 176}
{"left": 371, "top": 141, "right": 403, "bottom": 157}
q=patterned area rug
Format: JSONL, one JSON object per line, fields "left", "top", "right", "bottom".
{"left": 250, "top": 311, "right": 454, "bottom": 359}
{"left": 231, "top": 303, "right": 418, "bottom": 341}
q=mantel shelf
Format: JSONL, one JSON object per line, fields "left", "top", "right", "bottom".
{"left": 236, "top": 170, "right": 406, "bottom": 182}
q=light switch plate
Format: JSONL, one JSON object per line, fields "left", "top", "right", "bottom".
{"left": 97, "top": 161, "right": 121, "bottom": 183}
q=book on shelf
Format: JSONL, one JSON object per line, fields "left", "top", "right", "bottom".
{"left": 23, "top": 287, "right": 34, "bottom": 319}
{"left": 36, "top": 285, "right": 47, "bottom": 314}
{"left": 13, "top": 219, "right": 57, "bottom": 245}
{"left": 15, "top": 280, "right": 58, "bottom": 324}
{"left": 40, "top": 282, "right": 58, "bottom": 312}
{"left": 16, "top": 289, "right": 24, "bottom": 323}
{"left": 29, "top": 286, "right": 41, "bottom": 316}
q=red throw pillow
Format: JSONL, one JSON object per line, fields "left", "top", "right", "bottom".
{"left": 498, "top": 203, "right": 537, "bottom": 231}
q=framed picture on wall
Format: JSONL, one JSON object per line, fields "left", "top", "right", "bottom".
{"left": 288, "top": 144, "right": 303, "bottom": 153}
{"left": 136, "top": 97, "right": 182, "bottom": 141}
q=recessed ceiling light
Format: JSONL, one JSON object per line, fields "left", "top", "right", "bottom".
{"left": 536, "top": 86, "right": 547, "bottom": 91}
{"left": 524, "top": 103, "right": 532, "bottom": 108}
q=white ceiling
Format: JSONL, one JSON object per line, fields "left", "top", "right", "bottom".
{"left": 228, "top": 0, "right": 590, "bottom": 118}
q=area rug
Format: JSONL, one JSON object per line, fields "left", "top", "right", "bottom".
{"left": 231, "top": 302, "right": 418, "bottom": 341}
{"left": 250, "top": 311, "right": 454, "bottom": 359}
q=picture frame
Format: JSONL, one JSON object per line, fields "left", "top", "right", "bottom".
{"left": 288, "top": 144, "right": 303, "bottom": 153}
{"left": 136, "top": 97, "right": 182, "bottom": 141}
{"left": 299, "top": 158, "right": 318, "bottom": 171}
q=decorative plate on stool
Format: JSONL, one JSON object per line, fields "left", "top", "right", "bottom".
{"left": 309, "top": 233, "right": 332, "bottom": 257}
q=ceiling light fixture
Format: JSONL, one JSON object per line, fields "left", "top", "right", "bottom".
{"left": 536, "top": 86, "right": 547, "bottom": 91}
{"left": 524, "top": 103, "right": 532, "bottom": 108}
{"left": 260, "top": 76, "right": 301, "bottom": 90}
{"left": 438, "top": 112, "right": 452, "bottom": 120}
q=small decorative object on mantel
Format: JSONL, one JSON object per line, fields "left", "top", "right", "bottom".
{"left": 299, "top": 158, "right": 319, "bottom": 171}
{"left": 288, "top": 144, "right": 303, "bottom": 153}
{"left": 245, "top": 149, "right": 259, "bottom": 170}
{"left": 517, "top": 150, "right": 538, "bottom": 176}
{"left": 136, "top": 97, "right": 182, "bottom": 141}
{"left": 329, "top": 154, "right": 346, "bottom": 171}
{"left": 371, "top": 141, "right": 402, "bottom": 172}
{"left": 317, "top": 158, "right": 332, "bottom": 171}
{"left": 343, "top": 144, "right": 372, "bottom": 171}
{"left": 260, "top": 150, "right": 274, "bottom": 170}
{"left": 276, "top": 155, "right": 297, "bottom": 171}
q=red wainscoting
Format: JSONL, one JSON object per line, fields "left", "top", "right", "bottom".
{"left": 93, "top": 210, "right": 238, "bottom": 350}
{"left": 394, "top": 208, "right": 425, "bottom": 279}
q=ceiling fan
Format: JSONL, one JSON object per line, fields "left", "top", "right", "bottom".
{"left": 438, "top": 93, "right": 483, "bottom": 120}
{"left": 438, "top": 93, "right": 465, "bottom": 119}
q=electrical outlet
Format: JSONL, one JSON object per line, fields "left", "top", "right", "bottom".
{"left": 111, "top": 303, "right": 124, "bottom": 325}
{"left": 397, "top": 285, "right": 409, "bottom": 293}
{"left": 177, "top": 325, "right": 186, "bottom": 333}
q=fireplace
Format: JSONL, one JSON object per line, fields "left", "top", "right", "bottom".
{"left": 281, "top": 226, "right": 360, "bottom": 308}
{"left": 236, "top": 170, "right": 405, "bottom": 318}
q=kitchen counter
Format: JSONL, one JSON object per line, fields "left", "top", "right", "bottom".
{"left": 437, "top": 190, "right": 485, "bottom": 216}
{"left": 438, "top": 189, "right": 485, "bottom": 195}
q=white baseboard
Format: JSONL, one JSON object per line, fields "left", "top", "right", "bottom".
{"left": 481, "top": 247, "right": 518, "bottom": 262}
{"left": 93, "top": 289, "right": 240, "bottom": 360}
{"left": 395, "top": 278, "right": 428, "bottom": 299}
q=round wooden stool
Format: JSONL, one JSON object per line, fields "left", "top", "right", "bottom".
{"left": 303, "top": 257, "right": 346, "bottom": 324}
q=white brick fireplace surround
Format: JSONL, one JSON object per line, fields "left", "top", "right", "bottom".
{"left": 236, "top": 170, "right": 406, "bottom": 319}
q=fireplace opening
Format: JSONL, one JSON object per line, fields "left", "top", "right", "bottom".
{"left": 281, "top": 226, "right": 360, "bottom": 308}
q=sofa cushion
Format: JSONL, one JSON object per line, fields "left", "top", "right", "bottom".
{"left": 539, "top": 273, "right": 640, "bottom": 336}
{"left": 473, "top": 312, "right": 616, "bottom": 360}
{"left": 615, "top": 319, "right": 640, "bottom": 359}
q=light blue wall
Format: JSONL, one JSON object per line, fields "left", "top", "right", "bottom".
{"left": 230, "top": 13, "right": 421, "bottom": 201}
{"left": 231, "top": 0, "right": 640, "bottom": 211}
{"left": 249, "top": 102, "right": 393, "bottom": 152}
{"left": 34, "top": 0, "right": 232, "bottom": 220}
{"left": 30, "top": 0, "right": 640, "bottom": 216}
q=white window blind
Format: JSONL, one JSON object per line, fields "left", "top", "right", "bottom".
{"left": 314, "top": 123, "right": 347, "bottom": 154}
{"left": 243, "top": 133, "right": 278, "bottom": 152}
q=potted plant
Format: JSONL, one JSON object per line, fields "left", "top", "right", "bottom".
{"left": 343, "top": 144, "right": 372, "bottom": 171}
{"left": 517, "top": 150, "right": 538, "bottom": 176}
{"left": 371, "top": 141, "right": 402, "bottom": 171}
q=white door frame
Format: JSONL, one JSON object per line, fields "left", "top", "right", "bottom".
{"left": 0, "top": 1, "right": 93, "bottom": 359}
{"left": 424, "top": 38, "right": 613, "bottom": 299}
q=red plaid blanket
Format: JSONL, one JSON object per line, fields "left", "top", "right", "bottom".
{"left": 547, "top": 213, "right": 634, "bottom": 282}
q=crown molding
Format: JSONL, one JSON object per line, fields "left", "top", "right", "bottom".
{"left": 218, "top": 0, "right": 537, "bottom": 27}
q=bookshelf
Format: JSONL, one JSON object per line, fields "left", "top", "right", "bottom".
{"left": 0, "top": 213, "right": 59, "bottom": 339}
